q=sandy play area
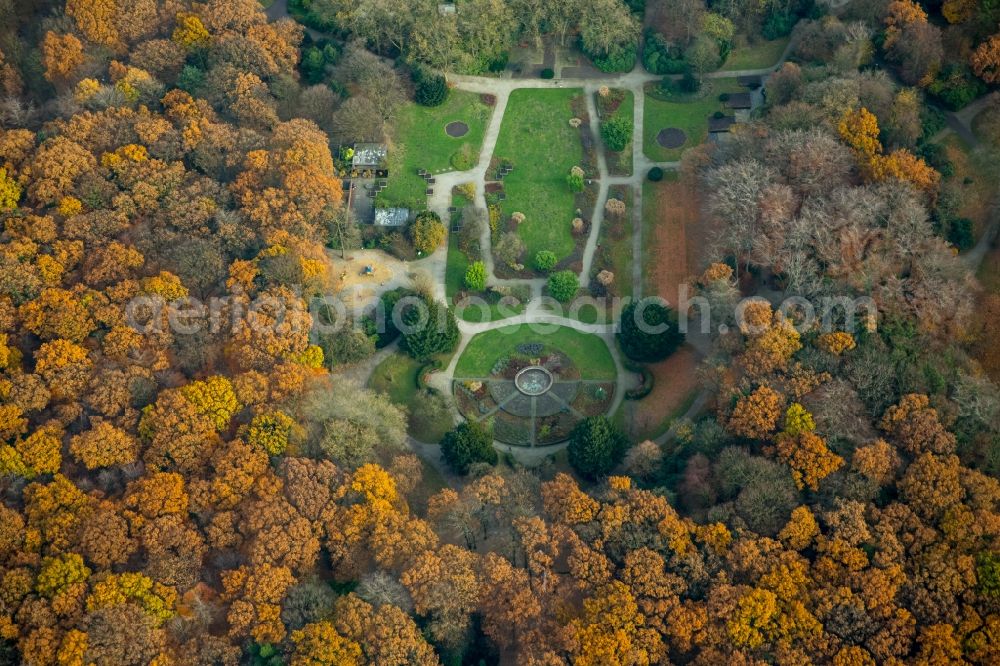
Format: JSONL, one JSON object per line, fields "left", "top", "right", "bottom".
{"left": 329, "top": 250, "right": 411, "bottom": 312}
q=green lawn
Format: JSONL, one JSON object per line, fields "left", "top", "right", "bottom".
{"left": 721, "top": 35, "right": 790, "bottom": 72}
{"left": 378, "top": 92, "right": 492, "bottom": 209}
{"left": 455, "top": 301, "right": 526, "bottom": 323}
{"left": 369, "top": 353, "right": 454, "bottom": 443}
{"left": 454, "top": 325, "right": 616, "bottom": 380}
{"left": 445, "top": 233, "right": 469, "bottom": 300}
{"left": 540, "top": 300, "right": 615, "bottom": 325}
{"left": 642, "top": 79, "right": 745, "bottom": 162}
{"left": 493, "top": 89, "right": 584, "bottom": 262}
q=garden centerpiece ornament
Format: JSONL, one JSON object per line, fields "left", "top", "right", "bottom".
{"left": 514, "top": 365, "right": 554, "bottom": 396}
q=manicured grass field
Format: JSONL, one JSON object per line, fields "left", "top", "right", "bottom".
{"left": 721, "top": 35, "right": 790, "bottom": 72}
{"left": 642, "top": 78, "right": 745, "bottom": 162}
{"left": 369, "top": 353, "right": 454, "bottom": 443}
{"left": 454, "top": 325, "right": 616, "bottom": 380}
{"left": 493, "top": 89, "right": 584, "bottom": 262}
{"left": 378, "top": 91, "right": 492, "bottom": 208}
{"left": 445, "top": 233, "right": 469, "bottom": 299}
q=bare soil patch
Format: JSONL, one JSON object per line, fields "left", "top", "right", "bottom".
{"left": 627, "top": 347, "right": 700, "bottom": 440}
{"left": 646, "top": 178, "right": 695, "bottom": 306}
{"left": 446, "top": 121, "right": 470, "bottom": 137}
{"left": 657, "top": 128, "right": 686, "bottom": 149}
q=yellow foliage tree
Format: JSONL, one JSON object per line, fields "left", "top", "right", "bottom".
{"left": 0, "top": 403, "right": 28, "bottom": 441}
{"left": 839, "top": 108, "right": 939, "bottom": 192}
{"left": 69, "top": 420, "right": 139, "bottom": 469}
{"left": 780, "top": 506, "right": 820, "bottom": 550}
{"left": 41, "top": 32, "right": 85, "bottom": 83}
{"left": 66, "top": 0, "right": 121, "bottom": 50}
{"left": 568, "top": 580, "right": 665, "bottom": 665}
{"left": 19, "top": 288, "right": 95, "bottom": 342}
{"left": 783, "top": 403, "right": 815, "bottom": 437}
{"left": 775, "top": 431, "right": 844, "bottom": 491}
{"left": 246, "top": 411, "right": 295, "bottom": 455}
{"left": 86, "top": 572, "right": 177, "bottom": 625}
{"left": 876, "top": 149, "right": 941, "bottom": 193}
{"left": 727, "top": 587, "right": 778, "bottom": 649}
{"left": 34, "top": 339, "right": 93, "bottom": 401}
{"left": 290, "top": 622, "right": 363, "bottom": 666}
{"left": 728, "top": 386, "right": 783, "bottom": 440}
{"left": 180, "top": 376, "right": 241, "bottom": 431}
{"left": 0, "top": 167, "right": 20, "bottom": 210}
{"left": 36, "top": 552, "right": 91, "bottom": 598}
{"left": 172, "top": 13, "right": 211, "bottom": 49}
{"left": 817, "top": 331, "right": 856, "bottom": 355}
{"left": 838, "top": 107, "right": 882, "bottom": 157}
{"left": 14, "top": 424, "right": 63, "bottom": 478}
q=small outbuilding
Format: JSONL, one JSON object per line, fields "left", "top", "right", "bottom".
{"left": 374, "top": 207, "right": 410, "bottom": 227}
{"left": 352, "top": 143, "right": 388, "bottom": 169}
{"left": 725, "top": 92, "right": 753, "bottom": 110}
{"left": 708, "top": 115, "right": 737, "bottom": 133}
{"left": 737, "top": 75, "right": 763, "bottom": 89}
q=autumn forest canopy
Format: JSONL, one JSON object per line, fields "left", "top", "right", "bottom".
{"left": 0, "top": 0, "right": 998, "bottom": 665}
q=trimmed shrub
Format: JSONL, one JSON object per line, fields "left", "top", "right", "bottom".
{"left": 413, "top": 67, "right": 449, "bottom": 107}
{"left": 400, "top": 297, "right": 459, "bottom": 361}
{"left": 618, "top": 300, "right": 684, "bottom": 362}
{"left": 441, "top": 421, "right": 497, "bottom": 474}
{"left": 567, "top": 166, "right": 585, "bottom": 193}
{"left": 586, "top": 43, "right": 638, "bottom": 73}
{"left": 534, "top": 250, "right": 558, "bottom": 272}
{"left": 547, "top": 271, "right": 580, "bottom": 303}
{"left": 647, "top": 167, "right": 664, "bottom": 182}
{"left": 464, "top": 261, "right": 487, "bottom": 291}
{"left": 568, "top": 416, "right": 629, "bottom": 479}
{"left": 540, "top": 68, "right": 555, "bottom": 79}
{"left": 410, "top": 211, "right": 446, "bottom": 254}
{"left": 600, "top": 113, "right": 633, "bottom": 152}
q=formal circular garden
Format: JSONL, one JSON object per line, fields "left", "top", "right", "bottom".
{"left": 446, "top": 121, "right": 470, "bottom": 137}
{"left": 657, "top": 128, "right": 687, "bottom": 149}
{"left": 453, "top": 325, "right": 617, "bottom": 447}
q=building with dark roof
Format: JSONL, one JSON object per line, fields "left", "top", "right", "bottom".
{"left": 726, "top": 92, "right": 753, "bottom": 110}
{"left": 708, "top": 115, "right": 738, "bottom": 133}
